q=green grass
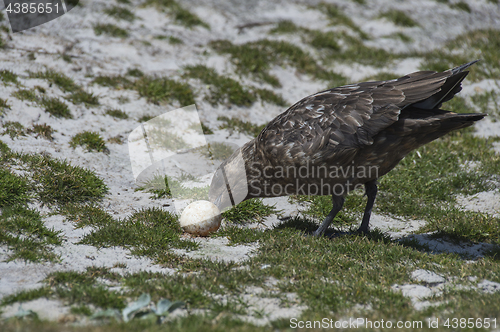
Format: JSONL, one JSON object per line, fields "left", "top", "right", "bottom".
{"left": 45, "top": 268, "right": 125, "bottom": 309}
{"left": 28, "top": 123, "right": 55, "bottom": 140}
{"left": 60, "top": 203, "right": 114, "bottom": 228}
{"left": 155, "top": 34, "right": 184, "bottom": 44}
{"left": 218, "top": 116, "right": 266, "bottom": 138}
{"left": 134, "top": 76, "right": 194, "bottom": 105}
{"left": 28, "top": 69, "right": 80, "bottom": 92}
{"left": 126, "top": 68, "right": 144, "bottom": 77}
{"left": 137, "top": 114, "right": 153, "bottom": 123}
{"left": 221, "top": 199, "right": 279, "bottom": 224}
{"left": 104, "top": 6, "right": 136, "bottom": 21}
{"left": 39, "top": 96, "right": 73, "bottom": 118}
{"left": 184, "top": 65, "right": 285, "bottom": 107}
{"left": 197, "top": 142, "right": 235, "bottom": 160}
{"left": 0, "top": 205, "right": 62, "bottom": 262}
{"left": 3, "top": 152, "right": 109, "bottom": 207}
{"left": 451, "top": 1, "right": 471, "bottom": 12}
{"left": 269, "top": 22, "right": 396, "bottom": 69}
{"left": 0, "top": 168, "right": 31, "bottom": 208}
{"left": 79, "top": 207, "right": 198, "bottom": 267}
{"left": 142, "top": 0, "right": 209, "bottom": 29}
{"left": 67, "top": 90, "right": 100, "bottom": 106}
{"left": 1, "top": 287, "right": 52, "bottom": 306}
{"left": 419, "top": 29, "right": 500, "bottom": 82}
{"left": 92, "top": 75, "right": 131, "bottom": 88}
{"left": 381, "top": 132, "right": 500, "bottom": 243}
{"left": 387, "top": 31, "right": 413, "bottom": 42}
{"left": 11, "top": 88, "right": 38, "bottom": 102}
{"left": 0, "top": 69, "right": 18, "bottom": 85}
{"left": 11, "top": 89, "right": 73, "bottom": 118}
{"left": 1, "top": 121, "right": 26, "bottom": 139}
{"left": 0, "top": 97, "right": 10, "bottom": 113}
{"left": 269, "top": 20, "right": 301, "bottom": 34}
{"left": 184, "top": 65, "right": 256, "bottom": 107}
{"left": 471, "top": 89, "right": 499, "bottom": 120}
{"left": 105, "top": 108, "right": 129, "bottom": 119}
{"left": 94, "top": 23, "right": 129, "bottom": 38}
{"left": 316, "top": 2, "right": 368, "bottom": 39}
{"left": 379, "top": 10, "right": 419, "bottom": 27}
{"left": 210, "top": 39, "right": 345, "bottom": 87}
{"left": 3, "top": 220, "right": 499, "bottom": 330}
{"left": 70, "top": 131, "right": 108, "bottom": 153}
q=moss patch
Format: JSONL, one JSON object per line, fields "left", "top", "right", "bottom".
{"left": 184, "top": 65, "right": 256, "bottom": 107}
{"left": 419, "top": 29, "right": 500, "bottom": 82}
{"left": 105, "top": 108, "right": 129, "bottom": 119}
{"left": 104, "top": 6, "right": 136, "bottom": 21}
{"left": 0, "top": 205, "right": 62, "bottom": 262}
{"left": 80, "top": 207, "right": 198, "bottom": 267}
{"left": 379, "top": 10, "right": 418, "bottom": 27}
{"left": 40, "top": 97, "right": 73, "bottom": 118}
{"left": 28, "top": 69, "right": 80, "bottom": 92}
{"left": 142, "top": 0, "right": 209, "bottom": 29}
{"left": 92, "top": 75, "right": 132, "bottom": 88}
{"left": 28, "top": 123, "right": 55, "bottom": 141}
{"left": 210, "top": 39, "right": 345, "bottom": 87}
{"left": 0, "top": 69, "right": 18, "bottom": 85}
{"left": 221, "top": 199, "right": 279, "bottom": 224}
{"left": 1, "top": 121, "right": 26, "bottom": 139}
{"left": 134, "top": 76, "right": 194, "bottom": 106}
{"left": 93, "top": 23, "right": 129, "bottom": 38}
{"left": 70, "top": 131, "right": 108, "bottom": 153}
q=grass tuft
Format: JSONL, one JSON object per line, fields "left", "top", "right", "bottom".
{"left": 184, "top": 65, "right": 256, "bottom": 107}
{"left": 0, "top": 69, "right": 18, "bottom": 85}
{"left": 92, "top": 75, "right": 131, "bottom": 88}
{"left": 451, "top": 1, "right": 471, "bottom": 12}
{"left": 2, "top": 121, "right": 26, "bottom": 139}
{"left": 60, "top": 203, "right": 114, "bottom": 228}
{"left": 379, "top": 10, "right": 419, "bottom": 27}
{"left": 70, "top": 131, "right": 108, "bottom": 153}
{"left": 80, "top": 207, "right": 198, "bottom": 266}
{"left": 419, "top": 29, "right": 500, "bottom": 82}
{"left": 104, "top": 6, "right": 136, "bottom": 21}
{"left": 218, "top": 116, "right": 265, "bottom": 138}
{"left": 67, "top": 90, "right": 100, "bottom": 106}
{"left": 28, "top": 123, "right": 55, "bottom": 141}
{"left": 39, "top": 97, "right": 73, "bottom": 118}
{"left": 105, "top": 108, "right": 129, "bottom": 119}
{"left": 93, "top": 23, "right": 129, "bottom": 38}
{"left": 0, "top": 98, "right": 10, "bottom": 113}
{"left": 134, "top": 76, "right": 194, "bottom": 105}
{"left": 0, "top": 205, "right": 62, "bottom": 262}
{"left": 0, "top": 168, "right": 31, "bottom": 208}
{"left": 11, "top": 88, "right": 38, "bottom": 102}
{"left": 210, "top": 39, "right": 345, "bottom": 87}
{"left": 318, "top": 2, "right": 369, "bottom": 39}
{"left": 142, "top": 0, "right": 209, "bottom": 29}
{"left": 222, "top": 199, "right": 279, "bottom": 224}
{"left": 28, "top": 69, "right": 80, "bottom": 92}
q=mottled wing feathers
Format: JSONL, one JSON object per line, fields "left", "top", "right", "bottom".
{"left": 257, "top": 63, "right": 474, "bottom": 166}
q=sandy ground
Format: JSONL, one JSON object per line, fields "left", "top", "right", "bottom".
{"left": 0, "top": 0, "right": 499, "bottom": 324}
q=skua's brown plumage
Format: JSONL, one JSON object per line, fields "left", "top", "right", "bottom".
{"left": 209, "top": 61, "right": 486, "bottom": 235}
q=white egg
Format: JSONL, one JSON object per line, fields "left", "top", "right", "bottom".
{"left": 179, "top": 200, "right": 222, "bottom": 236}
